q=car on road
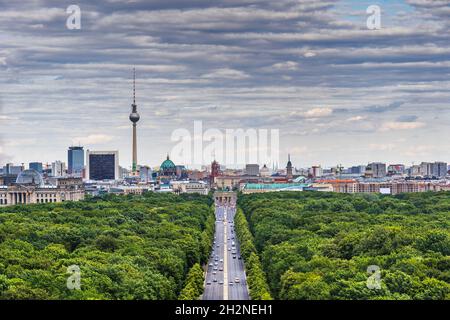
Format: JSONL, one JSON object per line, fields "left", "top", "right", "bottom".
{"left": 212, "top": 271, "right": 217, "bottom": 275}
{"left": 238, "top": 256, "right": 242, "bottom": 260}
{"left": 229, "top": 282, "right": 233, "bottom": 286}
{"left": 228, "top": 248, "right": 231, "bottom": 251}
{"left": 219, "top": 281, "right": 223, "bottom": 285}
{"left": 219, "top": 267, "right": 223, "bottom": 271}
{"left": 213, "top": 278, "right": 218, "bottom": 282}
{"left": 206, "top": 281, "right": 211, "bottom": 285}
{"left": 214, "top": 262, "right": 218, "bottom": 266}
{"left": 232, "top": 256, "right": 236, "bottom": 259}
{"left": 216, "top": 245, "right": 219, "bottom": 248}
{"left": 208, "top": 263, "right": 213, "bottom": 267}
{"left": 213, "top": 267, "right": 218, "bottom": 270}
{"left": 235, "top": 278, "right": 240, "bottom": 283}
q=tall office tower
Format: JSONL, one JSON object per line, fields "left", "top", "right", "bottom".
{"left": 129, "top": 68, "right": 140, "bottom": 175}
{"left": 368, "top": 162, "right": 387, "bottom": 178}
{"left": 86, "top": 150, "right": 119, "bottom": 181}
{"left": 420, "top": 162, "right": 433, "bottom": 177}
{"left": 432, "top": 162, "right": 448, "bottom": 178}
{"left": 286, "top": 154, "right": 293, "bottom": 180}
{"left": 51, "top": 161, "right": 66, "bottom": 177}
{"left": 245, "top": 164, "right": 260, "bottom": 176}
{"left": 68, "top": 146, "right": 85, "bottom": 176}
{"left": 29, "top": 162, "right": 43, "bottom": 173}
{"left": 3, "top": 163, "right": 24, "bottom": 175}
{"left": 139, "top": 165, "right": 152, "bottom": 183}
{"left": 310, "top": 165, "right": 323, "bottom": 178}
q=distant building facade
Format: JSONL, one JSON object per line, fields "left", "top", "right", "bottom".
{"left": 68, "top": 146, "right": 85, "bottom": 176}
{"left": 86, "top": 150, "right": 119, "bottom": 181}
{"left": 0, "top": 170, "right": 84, "bottom": 206}
{"left": 367, "top": 162, "right": 387, "bottom": 178}
{"left": 245, "top": 164, "right": 260, "bottom": 176}
{"left": 51, "top": 161, "right": 66, "bottom": 177}
{"left": 29, "top": 162, "right": 43, "bottom": 173}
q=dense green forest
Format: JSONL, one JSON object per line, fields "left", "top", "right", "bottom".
{"left": 238, "top": 191, "right": 450, "bottom": 300}
{"left": 0, "top": 193, "right": 214, "bottom": 299}
{"left": 234, "top": 209, "right": 272, "bottom": 300}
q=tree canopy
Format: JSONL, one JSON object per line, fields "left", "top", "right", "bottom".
{"left": 0, "top": 192, "right": 214, "bottom": 300}
{"left": 238, "top": 191, "right": 450, "bottom": 300}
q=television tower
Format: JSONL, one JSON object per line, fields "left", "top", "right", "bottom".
{"left": 129, "top": 68, "right": 140, "bottom": 174}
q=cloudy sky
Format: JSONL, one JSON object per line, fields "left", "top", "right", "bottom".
{"left": 0, "top": 0, "right": 449, "bottom": 169}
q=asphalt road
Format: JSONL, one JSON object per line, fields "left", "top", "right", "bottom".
{"left": 202, "top": 205, "right": 250, "bottom": 300}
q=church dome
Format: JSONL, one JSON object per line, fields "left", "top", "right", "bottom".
{"left": 16, "top": 169, "right": 44, "bottom": 186}
{"left": 160, "top": 155, "right": 176, "bottom": 170}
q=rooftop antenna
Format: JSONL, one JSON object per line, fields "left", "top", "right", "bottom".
{"left": 133, "top": 67, "right": 136, "bottom": 105}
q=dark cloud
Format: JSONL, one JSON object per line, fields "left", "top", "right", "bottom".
{"left": 365, "top": 101, "right": 405, "bottom": 113}
{"left": 0, "top": 0, "right": 449, "bottom": 166}
{"left": 396, "top": 115, "right": 418, "bottom": 122}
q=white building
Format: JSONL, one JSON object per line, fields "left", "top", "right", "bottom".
{"left": 171, "top": 181, "right": 209, "bottom": 195}
{"left": 51, "top": 160, "right": 66, "bottom": 177}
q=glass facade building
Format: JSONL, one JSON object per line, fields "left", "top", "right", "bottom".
{"left": 88, "top": 153, "right": 116, "bottom": 180}
{"left": 68, "top": 146, "right": 85, "bottom": 175}
{"left": 29, "top": 162, "right": 43, "bottom": 173}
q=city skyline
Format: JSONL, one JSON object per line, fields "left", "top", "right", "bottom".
{"left": 1, "top": 0, "right": 449, "bottom": 167}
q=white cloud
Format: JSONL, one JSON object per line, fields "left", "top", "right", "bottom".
{"left": 304, "top": 52, "right": 317, "bottom": 58}
{"left": 202, "top": 68, "right": 250, "bottom": 79}
{"left": 303, "top": 107, "right": 333, "bottom": 118}
{"left": 379, "top": 121, "right": 426, "bottom": 131}
{"left": 271, "top": 61, "right": 299, "bottom": 71}
{"left": 346, "top": 115, "right": 367, "bottom": 122}
{"left": 72, "top": 134, "right": 114, "bottom": 145}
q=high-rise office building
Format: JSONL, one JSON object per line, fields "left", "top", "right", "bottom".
{"left": 86, "top": 150, "right": 119, "bottom": 181}
{"left": 420, "top": 162, "right": 433, "bottom": 177}
{"left": 139, "top": 165, "right": 152, "bottom": 183}
{"left": 245, "top": 164, "right": 260, "bottom": 176}
{"left": 2, "top": 163, "right": 24, "bottom": 175}
{"left": 310, "top": 165, "right": 323, "bottom": 178}
{"left": 368, "top": 162, "right": 386, "bottom": 178}
{"left": 68, "top": 146, "right": 85, "bottom": 176}
{"left": 29, "top": 162, "right": 43, "bottom": 173}
{"left": 432, "top": 162, "right": 447, "bottom": 178}
{"left": 51, "top": 161, "right": 66, "bottom": 177}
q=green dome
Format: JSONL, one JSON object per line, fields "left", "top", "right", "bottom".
{"left": 160, "top": 155, "right": 176, "bottom": 170}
